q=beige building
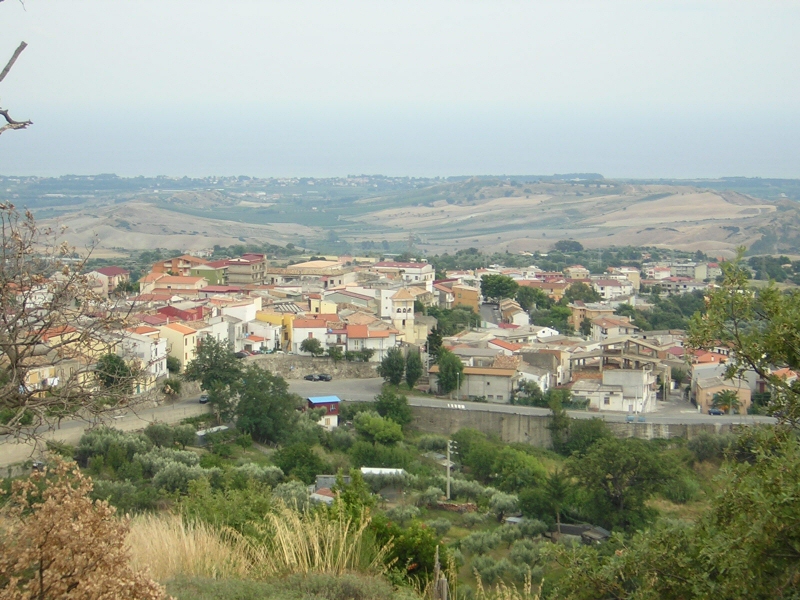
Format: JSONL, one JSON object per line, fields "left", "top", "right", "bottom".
{"left": 158, "top": 323, "right": 198, "bottom": 369}
{"left": 428, "top": 365, "right": 519, "bottom": 403}
{"left": 695, "top": 376, "right": 751, "bottom": 414}
{"left": 452, "top": 284, "right": 480, "bottom": 313}
{"left": 391, "top": 288, "right": 416, "bottom": 342}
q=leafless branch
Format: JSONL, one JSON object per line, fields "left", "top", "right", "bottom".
{"left": 0, "top": 40, "right": 27, "bottom": 83}
{"left": 0, "top": 41, "right": 32, "bottom": 135}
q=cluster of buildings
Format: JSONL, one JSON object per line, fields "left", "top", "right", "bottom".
{"left": 16, "top": 250, "right": 761, "bottom": 418}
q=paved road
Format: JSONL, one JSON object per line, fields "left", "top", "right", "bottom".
{"left": 0, "top": 396, "right": 209, "bottom": 470}
{"left": 289, "top": 377, "right": 775, "bottom": 426}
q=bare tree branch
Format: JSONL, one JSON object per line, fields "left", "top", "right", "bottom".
{"left": 0, "top": 40, "right": 27, "bottom": 83}
{"left": 0, "top": 41, "right": 32, "bottom": 135}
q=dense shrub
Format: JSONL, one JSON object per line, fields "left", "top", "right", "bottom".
{"left": 462, "top": 512, "right": 488, "bottom": 528}
{"left": 385, "top": 505, "right": 420, "bottom": 525}
{"left": 152, "top": 462, "right": 206, "bottom": 493}
{"left": 425, "top": 518, "right": 452, "bottom": 537}
{"left": 75, "top": 427, "right": 151, "bottom": 467}
{"left": 416, "top": 434, "right": 448, "bottom": 452}
{"left": 688, "top": 432, "right": 736, "bottom": 462}
{"left": 662, "top": 474, "right": 701, "bottom": 504}
{"left": 232, "top": 463, "right": 284, "bottom": 486}
{"left": 460, "top": 530, "right": 501, "bottom": 555}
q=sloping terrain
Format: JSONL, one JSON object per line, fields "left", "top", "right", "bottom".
{"left": 31, "top": 177, "right": 795, "bottom": 257}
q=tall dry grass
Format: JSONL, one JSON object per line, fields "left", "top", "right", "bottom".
{"left": 249, "top": 504, "right": 392, "bottom": 577}
{"left": 127, "top": 504, "right": 391, "bottom": 584}
{"left": 127, "top": 513, "right": 255, "bottom": 581}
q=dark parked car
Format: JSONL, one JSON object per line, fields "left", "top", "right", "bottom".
{"left": 318, "top": 373, "right": 332, "bottom": 381}
{"left": 199, "top": 394, "right": 209, "bottom": 404}
{"left": 234, "top": 351, "right": 248, "bottom": 359}
{"left": 304, "top": 374, "right": 320, "bottom": 381}
{"left": 708, "top": 408, "right": 724, "bottom": 415}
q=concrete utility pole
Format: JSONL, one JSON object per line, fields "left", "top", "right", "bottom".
{"left": 446, "top": 440, "right": 457, "bottom": 500}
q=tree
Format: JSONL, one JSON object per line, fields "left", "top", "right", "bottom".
{"left": 579, "top": 317, "right": 592, "bottom": 337}
{"left": 554, "top": 240, "right": 583, "bottom": 253}
{"left": 516, "top": 286, "right": 543, "bottom": 312}
{"left": 166, "top": 355, "right": 181, "bottom": 375}
{"left": 546, "top": 468, "right": 571, "bottom": 535}
{"left": 712, "top": 389, "right": 741, "bottom": 414}
{"left": 374, "top": 389, "right": 412, "bottom": 427}
{"left": 377, "top": 347, "right": 405, "bottom": 386}
{"left": 184, "top": 337, "right": 242, "bottom": 392}
{"left": 548, "top": 394, "right": 571, "bottom": 454}
{"left": 235, "top": 364, "right": 301, "bottom": 444}
{"left": 0, "top": 458, "right": 167, "bottom": 599}
{"left": 689, "top": 251, "right": 800, "bottom": 426}
{"left": 436, "top": 349, "right": 463, "bottom": 396}
{"left": 326, "top": 346, "right": 344, "bottom": 362}
{"left": 354, "top": 411, "right": 403, "bottom": 445}
{"left": 481, "top": 274, "right": 519, "bottom": 301}
{"left": 567, "top": 437, "right": 668, "bottom": 531}
{"left": 0, "top": 204, "right": 145, "bottom": 440}
{"left": 300, "top": 336, "right": 324, "bottom": 357}
{"left": 563, "top": 281, "right": 601, "bottom": 303}
{"left": 95, "top": 353, "right": 134, "bottom": 395}
{"left": 514, "top": 380, "right": 545, "bottom": 406}
{"left": 143, "top": 422, "right": 174, "bottom": 448}
{"left": 273, "top": 442, "right": 328, "bottom": 484}
{"left": 426, "top": 326, "right": 443, "bottom": 358}
{"left": 405, "top": 348, "right": 423, "bottom": 389}
{"left": 548, "top": 428, "right": 800, "bottom": 600}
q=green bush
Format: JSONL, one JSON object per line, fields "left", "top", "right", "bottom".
{"left": 460, "top": 530, "right": 501, "bottom": 555}
{"left": 75, "top": 427, "right": 152, "bottom": 467}
{"left": 385, "top": 505, "right": 420, "bottom": 525}
{"left": 162, "top": 377, "right": 182, "bottom": 395}
{"left": 144, "top": 422, "right": 174, "bottom": 448}
{"left": 688, "top": 432, "right": 736, "bottom": 462}
{"left": 662, "top": 474, "right": 701, "bottom": 504}
{"left": 416, "top": 434, "right": 448, "bottom": 452}
{"left": 152, "top": 461, "right": 206, "bottom": 493}
{"left": 461, "top": 511, "right": 488, "bottom": 528}
{"left": 425, "top": 518, "right": 452, "bottom": 537}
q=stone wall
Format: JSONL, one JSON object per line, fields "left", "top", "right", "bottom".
{"left": 248, "top": 354, "right": 378, "bottom": 380}
{"left": 410, "top": 406, "right": 740, "bottom": 449}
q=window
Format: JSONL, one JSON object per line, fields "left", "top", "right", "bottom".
{"left": 604, "top": 397, "right": 610, "bottom": 405}
{"left": 308, "top": 332, "right": 313, "bottom": 338}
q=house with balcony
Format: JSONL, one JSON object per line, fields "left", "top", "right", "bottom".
{"left": 227, "top": 254, "right": 267, "bottom": 285}
{"left": 591, "top": 316, "right": 639, "bottom": 341}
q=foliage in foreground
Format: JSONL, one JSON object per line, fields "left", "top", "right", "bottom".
{"left": 548, "top": 427, "right": 800, "bottom": 600}
{"left": 0, "top": 458, "right": 167, "bottom": 599}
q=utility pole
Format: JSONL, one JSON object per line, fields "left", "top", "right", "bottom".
{"left": 446, "top": 440, "right": 457, "bottom": 500}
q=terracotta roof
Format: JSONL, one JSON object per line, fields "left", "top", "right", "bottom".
{"left": 95, "top": 266, "right": 129, "bottom": 277}
{"left": 126, "top": 326, "right": 160, "bottom": 336}
{"left": 139, "top": 273, "right": 165, "bottom": 283}
{"left": 293, "top": 319, "right": 328, "bottom": 329}
{"left": 391, "top": 288, "right": 415, "bottom": 300}
{"left": 493, "top": 355, "right": 522, "bottom": 370}
{"left": 247, "top": 335, "right": 266, "bottom": 342}
{"left": 141, "top": 314, "right": 169, "bottom": 325}
{"left": 345, "top": 324, "right": 392, "bottom": 339}
{"left": 489, "top": 339, "right": 524, "bottom": 352}
{"left": 161, "top": 323, "right": 198, "bottom": 335}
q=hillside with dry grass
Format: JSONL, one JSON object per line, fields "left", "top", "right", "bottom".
{"left": 7, "top": 174, "right": 796, "bottom": 257}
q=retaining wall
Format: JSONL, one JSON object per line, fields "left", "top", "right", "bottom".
{"left": 410, "top": 406, "right": 739, "bottom": 449}
{"left": 249, "top": 354, "right": 378, "bottom": 380}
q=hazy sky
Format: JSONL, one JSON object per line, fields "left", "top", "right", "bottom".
{"left": 1, "top": 1, "right": 798, "bottom": 178}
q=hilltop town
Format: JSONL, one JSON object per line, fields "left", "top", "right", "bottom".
{"left": 62, "top": 247, "right": 763, "bottom": 419}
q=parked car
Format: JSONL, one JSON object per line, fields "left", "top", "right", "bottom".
{"left": 234, "top": 351, "right": 248, "bottom": 359}
{"left": 625, "top": 414, "right": 635, "bottom": 423}
{"left": 317, "top": 373, "right": 332, "bottom": 381}
{"left": 199, "top": 394, "right": 209, "bottom": 404}
{"left": 304, "top": 374, "right": 320, "bottom": 381}
{"left": 708, "top": 408, "right": 724, "bottom": 415}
